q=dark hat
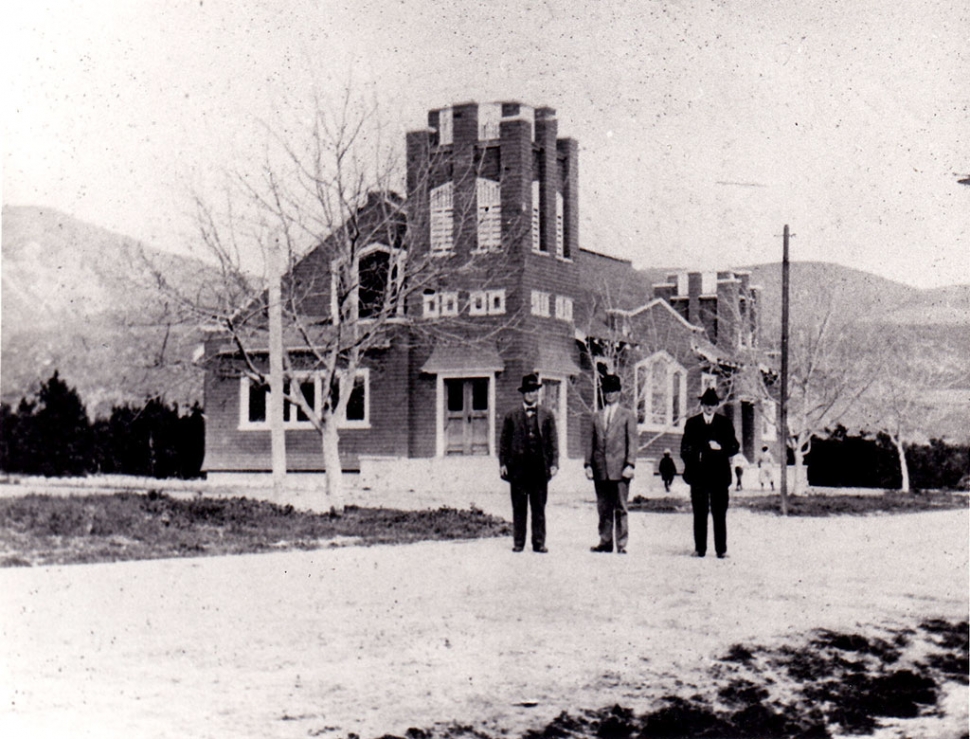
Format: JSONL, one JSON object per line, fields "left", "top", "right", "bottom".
{"left": 699, "top": 387, "right": 721, "bottom": 405}
{"left": 518, "top": 373, "right": 542, "bottom": 392}
{"left": 601, "top": 374, "right": 622, "bottom": 393}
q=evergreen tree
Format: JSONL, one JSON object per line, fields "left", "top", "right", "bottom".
{"left": 33, "top": 371, "right": 92, "bottom": 476}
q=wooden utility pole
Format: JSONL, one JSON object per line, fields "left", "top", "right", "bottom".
{"left": 779, "top": 225, "right": 790, "bottom": 515}
{"left": 268, "top": 238, "right": 287, "bottom": 496}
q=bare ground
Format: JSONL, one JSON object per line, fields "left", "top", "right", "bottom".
{"left": 0, "top": 488, "right": 967, "bottom": 739}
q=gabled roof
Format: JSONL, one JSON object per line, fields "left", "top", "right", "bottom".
{"left": 610, "top": 298, "right": 703, "bottom": 333}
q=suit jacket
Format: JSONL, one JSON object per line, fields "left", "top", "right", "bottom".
{"left": 584, "top": 404, "right": 638, "bottom": 482}
{"left": 499, "top": 406, "right": 559, "bottom": 484}
{"left": 680, "top": 412, "right": 740, "bottom": 489}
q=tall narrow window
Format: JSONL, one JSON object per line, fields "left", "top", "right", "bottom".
{"left": 476, "top": 178, "right": 501, "bottom": 251}
{"left": 478, "top": 103, "right": 501, "bottom": 140}
{"left": 555, "top": 192, "right": 564, "bottom": 258}
{"left": 358, "top": 248, "right": 390, "bottom": 319}
{"left": 531, "top": 180, "right": 541, "bottom": 252}
{"left": 430, "top": 182, "right": 454, "bottom": 253}
{"left": 531, "top": 290, "right": 550, "bottom": 317}
{"left": 247, "top": 379, "right": 268, "bottom": 424}
{"left": 437, "top": 107, "right": 453, "bottom": 147}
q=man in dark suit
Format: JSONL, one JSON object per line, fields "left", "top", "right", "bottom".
{"left": 499, "top": 374, "right": 559, "bottom": 553}
{"left": 680, "top": 387, "right": 740, "bottom": 558}
{"left": 585, "top": 374, "right": 637, "bottom": 554}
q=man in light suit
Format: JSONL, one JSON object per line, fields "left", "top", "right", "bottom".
{"left": 680, "top": 387, "right": 740, "bottom": 558}
{"left": 500, "top": 374, "right": 559, "bottom": 553}
{"left": 585, "top": 374, "right": 637, "bottom": 554}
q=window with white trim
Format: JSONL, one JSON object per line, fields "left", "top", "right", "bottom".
{"left": 423, "top": 291, "right": 458, "bottom": 317}
{"left": 635, "top": 352, "right": 688, "bottom": 430}
{"left": 470, "top": 289, "right": 506, "bottom": 316}
{"left": 329, "top": 369, "right": 370, "bottom": 427}
{"left": 555, "top": 192, "right": 564, "bottom": 258}
{"left": 469, "top": 291, "right": 487, "bottom": 316}
{"left": 437, "top": 107, "right": 453, "bottom": 146}
{"left": 487, "top": 289, "right": 506, "bottom": 315}
{"left": 531, "top": 180, "right": 541, "bottom": 252}
{"left": 476, "top": 178, "right": 501, "bottom": 251}
{"left": 478, "top": 103, "right": 501, "bottom": 140}
{"left": 555, "top": 295, "right": 573, "bottom": 322}
{"left": 430, "top": 182, "right": 454, "bottom": 253}
{"left": 531, "top": 290, "right": 550, "bottom": 317}
{"left": 330, "top": 243, "right": 402, "bottom": 323}
{"left": 239, "top": 369, "right": 370, "bottom": 429}
{"left": 423, "top": 290, "right": 440, "bottom": 318}
{"left": 440, "top": 292, "right": 459, "bottom": 316}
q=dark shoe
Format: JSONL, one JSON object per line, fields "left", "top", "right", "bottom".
{"left": 694, "top": 551, "right": 706, "bottom": 558}
{"left": 590, "top": 543, "right": 613, "bottom": 553}
{"left": 512, "top": 546, "right": 524, "bottom": 552}
{"left": 617, "top": 548, "right": 627, "bottom": 554}
{"left": 533, "top": 546, "right": 548, "bottom": 553}
{"left": 717, "top": 552, "right": 727, "bottom": 559}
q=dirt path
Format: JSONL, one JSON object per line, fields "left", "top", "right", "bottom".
{"left": 1, "top": 504, "right": 967, "bottom": 739}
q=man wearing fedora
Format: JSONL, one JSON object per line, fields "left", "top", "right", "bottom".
{"left": 499, "top": 374, "right": 559, "bottom": 553}
{"left": 585, "top": 374, "right": 637, "bottom": 554}
{"left": 680, "top": 387, "right": 740, "bottom": 558}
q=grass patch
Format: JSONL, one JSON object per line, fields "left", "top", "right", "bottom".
{"left": 363, "top": 618, "right": 968, "bottom": 739}
{"left": 0, "top": 492, "right": 510, "bottom": 567}
{"left": 630, "top": 491, "right": 969, "bottom": 516}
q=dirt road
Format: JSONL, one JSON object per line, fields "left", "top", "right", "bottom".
{"left": 1, "top": 502, "right": 967, "bottom": 738}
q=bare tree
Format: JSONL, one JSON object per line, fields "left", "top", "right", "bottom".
{"left": 855, "top": 332, "right": 967, "bottom": 492}
{"left": 783, "top": 304, "right": 876, "bottom": 495}
{"left": 157, "top": 90, "right": 519, "bottom": 512}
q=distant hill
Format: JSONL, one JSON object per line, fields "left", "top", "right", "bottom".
{"left": 1, "top": 205, "right": 217, "bottom": 417}
{"left": 3, "top": 206, "right": 967, "bottom": 439}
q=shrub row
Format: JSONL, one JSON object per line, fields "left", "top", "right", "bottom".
{"left": 0, "top": 371, "right": 204, "bottom": 479}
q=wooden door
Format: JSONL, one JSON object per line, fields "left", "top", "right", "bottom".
{"left": 445, "top": 378, "right": 490, "bottom": 455}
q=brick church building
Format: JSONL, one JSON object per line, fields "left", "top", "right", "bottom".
{"left": 201, "top": 101, "right": 775, "bottom": 491}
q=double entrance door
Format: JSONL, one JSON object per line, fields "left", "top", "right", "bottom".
{"left": 444, "top": 378, "right": 489, "bottom": 456}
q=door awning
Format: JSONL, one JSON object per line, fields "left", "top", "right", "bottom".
{"left": 534, "top": 342, "right": 583, "bottom": 377}
{"left": 421, "top": 341, "right": 505, "bottom": 373}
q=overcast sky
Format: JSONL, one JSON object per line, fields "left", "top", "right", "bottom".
{"left": 4, "top": 0, "right": 968, "bottom": 288}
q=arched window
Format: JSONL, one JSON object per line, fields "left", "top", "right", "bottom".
{"left": 330, "top": 243, "right": 401, "bottom": 323}
{"left": 635, "top": 352, "right": 687, "bottom": 431}
{"left": 358, "top": 248, "right": 390, "bottom": 319}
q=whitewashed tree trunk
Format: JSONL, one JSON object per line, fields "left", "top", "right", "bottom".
{"left": 892, "top": 435, "right": 911, "bottom": 493}
{"left": 321, "top": 418, "right": 344, "bottom": 515}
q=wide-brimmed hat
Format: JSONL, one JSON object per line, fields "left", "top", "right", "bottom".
{"left": 699, "top": 387, "right": 721, "bottom": 405}
{"left": 518, "top": 373, "right": 542, "bottom": 392}
{"left": 601, "top": 374, "right": 622, "bottom": 393}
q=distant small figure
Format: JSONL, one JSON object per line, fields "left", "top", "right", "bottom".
{"left": 757, "top": 445, "right": 776, "bottom": 491}
{"left": 734, "top": 456, "right": 745, "bottom": 491}
{"left": 659, "top": 449, "right": 677, "bottom": 493}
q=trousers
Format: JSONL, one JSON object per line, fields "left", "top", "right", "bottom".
{"left": 594, "top": 479, "right": 629, "bottom": 550}
{"left": 690, "top": 485, "right": 729, "bottom": 556}
{"left": 510, "top": 481, "right": 547, "bottom": 550}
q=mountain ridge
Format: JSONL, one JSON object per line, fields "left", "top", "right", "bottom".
{"left": 3, "top": 205, "right": 967, "bottom": 438}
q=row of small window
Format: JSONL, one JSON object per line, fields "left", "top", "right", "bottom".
{"left": 530, "top": 291, "right": 573, "bottom": 322}
{"left": 240, "top": 370, "right": 369, "bottom": 430}
{"left": 423, "top": 289, "right": 507, "bottom": 318}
